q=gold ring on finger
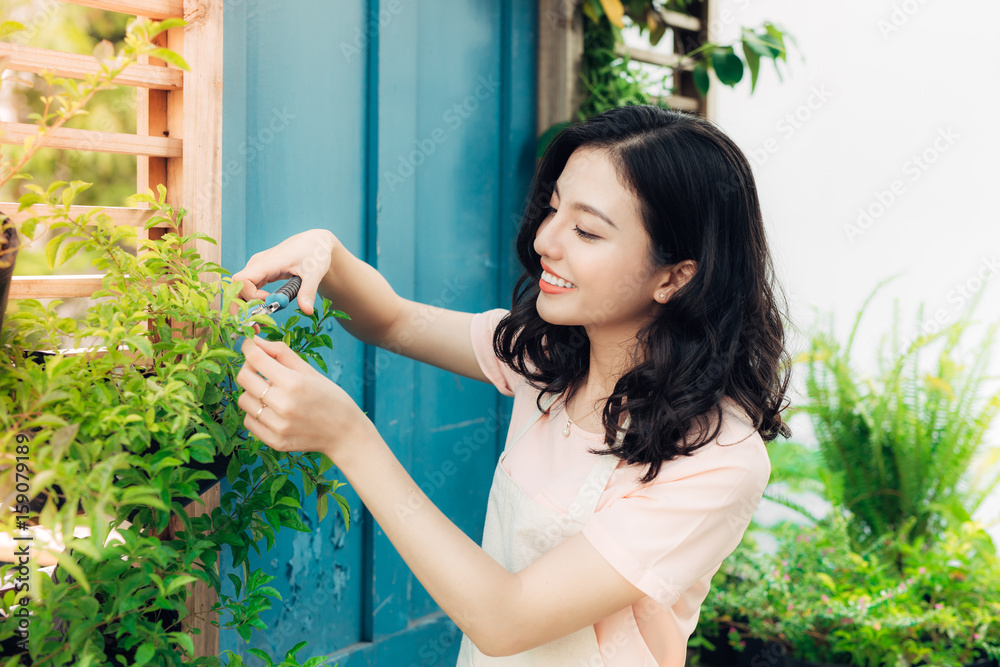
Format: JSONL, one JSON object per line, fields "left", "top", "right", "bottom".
{"left": 255, "top": 404, "right": 265, "bottom": 420}
{"left": 258, "top": 384, "right": 271, "bottom": 405}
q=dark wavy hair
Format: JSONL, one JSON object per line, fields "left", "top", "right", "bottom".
{"left": 494, "top": 104, "right": 792, "bottom": 484}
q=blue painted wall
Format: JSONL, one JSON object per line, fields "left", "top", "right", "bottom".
{"left": 221, "top": 1, "right": 537, "bottom": 664}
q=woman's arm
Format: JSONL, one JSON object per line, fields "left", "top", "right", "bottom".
{"left": 237, "top": 338, "right": 648, "bottom": 657}
{"left": 335, "top": 426, "right": 649, "bottom": 656}
{"left": 318, "top": 241, "right": 488, "bottom": 382}
{"left": 233, "top": 230, "right": 489, "bottom": 383}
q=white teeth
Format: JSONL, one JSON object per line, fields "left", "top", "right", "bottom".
{"left": 542, "top": 270, "right": 575, "bottom": 288}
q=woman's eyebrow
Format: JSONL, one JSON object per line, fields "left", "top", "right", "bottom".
{"left": 553, "top": 182, "right": 618, "bottom": 229}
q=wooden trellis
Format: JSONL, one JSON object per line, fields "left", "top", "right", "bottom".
{"left": 0, "top": 0, "right": 223, "bottom": 658}
{"left": 537, "top": 0, "right": 715, "bottom": 137}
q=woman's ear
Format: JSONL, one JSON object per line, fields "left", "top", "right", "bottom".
{"left": 655, "top": 260, "right": 697, "bottom": 303}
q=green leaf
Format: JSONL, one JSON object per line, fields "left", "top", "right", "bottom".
{"left": 246, "top": 649, "right": 273, "bottom": 667}
{"left": 133, "top": 643, "right": 155, "bottom": 667}
{"left": 169, "top": 632, "right": 196, "bottom": 658}
{"left": 227, "top": 573, "right": 243, "bottom": 598}
{"left": 152, "top": 18, "right": 187, "bottom": 35}
{"left": 317, "top": 493, "right": 329, "bottom": 523}
{"left": 816, "top": 572, "right": 838, "bottom": 593}
{"left": 315, "top": 356, "right": 329, "bottom": 374}
{"left": 284, "top": 641, "right": 308, "bottom": 662}
{"left": 54, "top": 552, "right": 91, "bottom": 593}
{"left": 150, "top": 47, "right": 191, "bottom": 71}
{"left": 764, "top": 22, "right": 788, "bottom": 61}
{"left": 743, "top": 31, "right": 782, "bottom": 59}
{"left": 336, "top": 493, "right": 351, "bottom": 531}
{"left": 742, "top": 40, "right": 761, "bottom": 94}
{"left": 45, "top": 233, "right": 63, "bottom": 269}
{"left": 0, "top": 21, "right": 26, "bottom": 40}
{"left": 692, "top": 61, "right": 710, "bottom": 97}
{"left": 282, "top": 515, "right": 311, "bottom": 532}
{"left": 269, "top": 474, "right": 288, "bottom": 504}
{"left": 257, "top": 585, "right": 282, "bottom": 602}
{"left": 226, "top": 451, "right": 242, "bottom": 484}
{"left": 166, "top": 574, "right": 198, "bottom": 595}
{"left": 711, "top": 48, "right": 744, "bottom": 87}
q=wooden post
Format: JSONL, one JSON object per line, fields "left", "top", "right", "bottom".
{"left": 537, "top": 0, "right": 585, "bottom": 137}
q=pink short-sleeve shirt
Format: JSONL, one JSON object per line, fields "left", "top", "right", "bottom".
{"left": 469, "top": 308, "right": 771, "bottom": 667}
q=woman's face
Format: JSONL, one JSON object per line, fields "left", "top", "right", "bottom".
{"left": 533, "top": 146, "right": 670, "bottom": 335}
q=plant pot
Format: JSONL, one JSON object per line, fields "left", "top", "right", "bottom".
{"left": 0, "top": 211, "right": 18, "bottom": 334}
{"left": 693, "top": 620, "right": 743, "bottom": 666}
{"left": 785, "top": 657, "right": 855, "bottom": 667}
{"left": 913, "top": 649, "right": 999, "bottom": 667}
{"left": 694, "top": 620, "right": 788, "bottom": 667}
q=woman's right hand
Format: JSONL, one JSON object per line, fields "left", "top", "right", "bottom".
{"left": 231, "top": 229, "right": 339, "bottom": 317}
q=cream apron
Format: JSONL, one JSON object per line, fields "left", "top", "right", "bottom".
{"left": 456, "top": 393, "right": 629, "bottom": 666}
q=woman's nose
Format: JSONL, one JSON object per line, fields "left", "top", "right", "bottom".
{"left": 533, "top": 212, "right": 562, "bottom": 259}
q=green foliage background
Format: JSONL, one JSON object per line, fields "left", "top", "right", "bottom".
{"left": 2, "top": 0, "right": 138, "bottom": 277}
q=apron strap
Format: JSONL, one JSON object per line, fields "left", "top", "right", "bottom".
{"left": 566, "top": 413, "right": 631, "bottom": 521}
{"left": 501, "top": 391, "right": 561, "bottom": 460}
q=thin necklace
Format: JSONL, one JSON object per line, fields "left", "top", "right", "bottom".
{"left": 562, "top": 395, "right": 604, "bottom": 437}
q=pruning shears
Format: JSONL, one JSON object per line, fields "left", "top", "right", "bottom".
{"left": 246, "top": 276, "right": 302, "bottom": 319}
{"left": 232, "top": 276, "right": 302, "bottom": 342}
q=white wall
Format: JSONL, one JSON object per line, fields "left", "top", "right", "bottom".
{"left": 709, "top": 0, "right": 1000, "bottom": 547}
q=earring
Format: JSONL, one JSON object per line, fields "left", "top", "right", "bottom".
{"left": 659, "top": 291, "right": 666, "bottom": 301}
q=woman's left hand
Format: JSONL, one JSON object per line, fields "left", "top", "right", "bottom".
{"left": 236, "top": 336, "right": 372, "bottom": 460}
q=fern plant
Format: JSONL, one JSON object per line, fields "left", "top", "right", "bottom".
{"left": 765, "top": 275, "right": 1000, "bottom": 554}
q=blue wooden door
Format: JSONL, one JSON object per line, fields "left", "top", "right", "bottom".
{"left": 220, "top": 1, "right": 537, "bottom": 664}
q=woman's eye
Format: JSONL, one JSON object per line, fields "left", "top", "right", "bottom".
{"left": 574, "top": 226, "right": 599, "bottom": 241}
{"left": 543, "top": 205, "right": 557, "bottom": 216}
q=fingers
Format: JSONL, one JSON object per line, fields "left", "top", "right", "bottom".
{"left": 297, "top": 287, "right": 317, "bottom": 316}
{"left": 236, "top": 382, "right": 278, "bottom": 428}
{"left": 242, "top": 404, "right": 280, "bottom": 447}
{"left": 240, "top": 338, "right": 294, "bottom": 384}
{"left": 235, "top": 362, "right": 274, "bottom": 406}
{"left": 230, "top": 271, "right": 264, "bottom": 302}
{"left": 251, "top": 336, "right": 316, "bottom": 375}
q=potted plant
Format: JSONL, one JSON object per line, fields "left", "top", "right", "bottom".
{"left": 779, "top": 276, "right": 1000, "bottom": 553}
{"left": 692, "top": 276, "right": 1000, "bottom": 666}
{"left": 0, "top": 212, "right": 16, "bottom": 333}
{"left": 697, "top": 514, "right": 1000, "bottom": 667}
{"left": 0, "top": 19, "right": 347, "bottom": 667}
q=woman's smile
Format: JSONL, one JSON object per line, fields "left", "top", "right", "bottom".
{"left": 539, "top": 260, "right": 577, "bottom": 293}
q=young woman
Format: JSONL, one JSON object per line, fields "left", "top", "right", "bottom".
{"left": 231, "top": 104, "right": 792, "bottom": 666}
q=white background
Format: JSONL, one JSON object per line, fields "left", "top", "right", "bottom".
{"left": 708, "top": 0, "right": 1000, "bottom": 548}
